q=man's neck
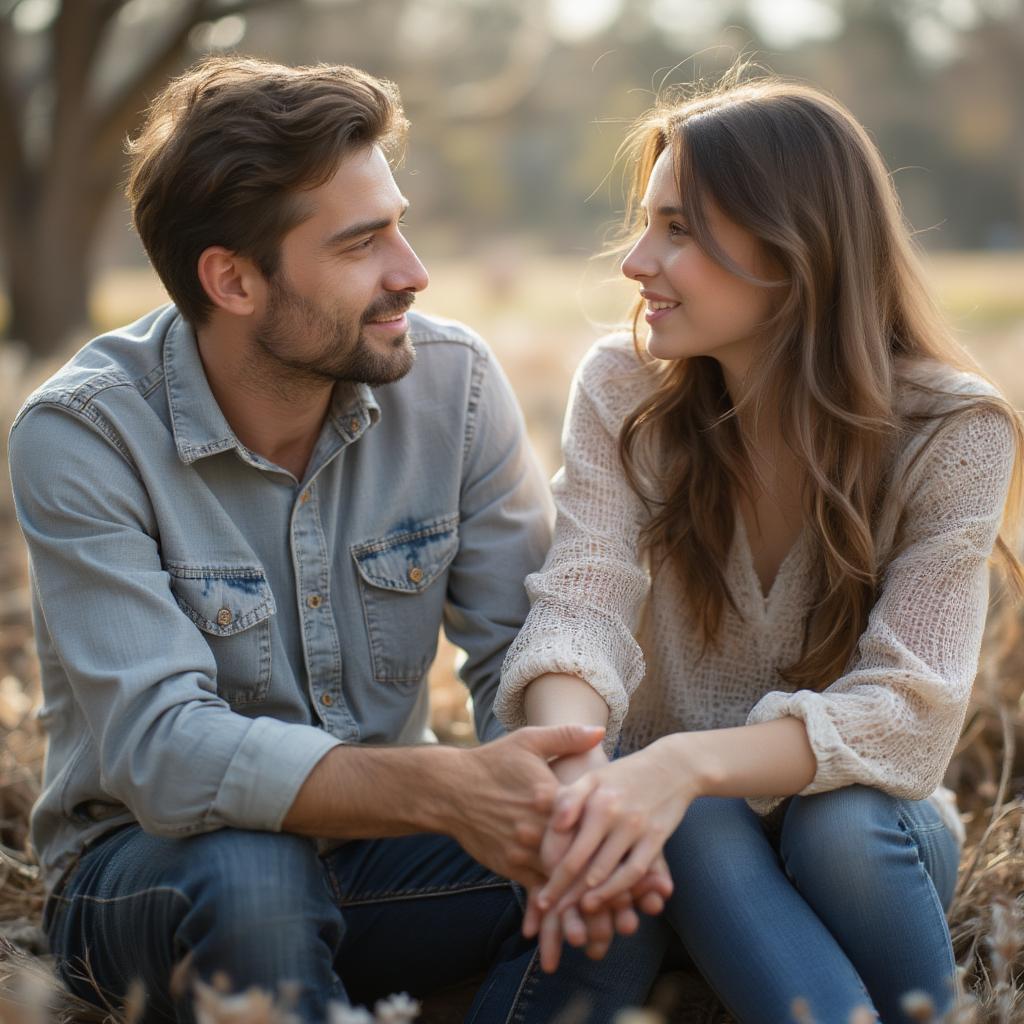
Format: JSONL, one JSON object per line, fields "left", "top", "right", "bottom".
{"left": 195, "top": 319, "right": 333, "bottom": 481}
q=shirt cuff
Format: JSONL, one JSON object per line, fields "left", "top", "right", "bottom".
{"left": 210, "top": 717, "right": 341, "bottom": 831}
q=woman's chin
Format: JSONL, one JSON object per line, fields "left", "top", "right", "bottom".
{"left": 644, "top": 331, "right": 689, "bottom": 362}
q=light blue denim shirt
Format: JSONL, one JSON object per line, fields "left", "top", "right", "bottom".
{"left": 8, "top": 305, "right": 553, "bottom": 890}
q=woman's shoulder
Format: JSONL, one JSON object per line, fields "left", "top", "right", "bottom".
{"left": 573, "top": 333, "right": 659, "bottom": 420}
{"left": 892, "top": 360, "right": 1018, "bottom": 490}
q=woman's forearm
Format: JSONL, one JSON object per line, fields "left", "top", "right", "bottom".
{"left": 656, "top": 717, "right": 817, "bottom": 800}
{"left": 524, "top": 672, "right": 611, "bottom": 728}
{"left": 524, "top": 673, "right": 611, "bottom": 782}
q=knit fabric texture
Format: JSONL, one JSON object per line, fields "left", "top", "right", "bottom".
{"left": 496, "top": 334, "right": 1014, "bottom": 825}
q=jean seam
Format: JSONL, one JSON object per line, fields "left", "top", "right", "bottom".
{"left": 334, "top": 879, "right": 511, "bottom": 907}
{"left": 49, "top": 885, "right": 194, "bottom": 909}
{"left": 506, "top": 947, "right": 541, "bottom": 1024}
{"left": 895, "top": 809, "right": 958, "bottom": 981}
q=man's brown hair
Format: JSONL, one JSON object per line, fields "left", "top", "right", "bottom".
{"left": 125, "top": 56, "right": 407, "bottom": 325}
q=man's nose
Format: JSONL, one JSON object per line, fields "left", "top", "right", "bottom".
{"left": 385, "top": 235, "right": 429, "bottom": 293}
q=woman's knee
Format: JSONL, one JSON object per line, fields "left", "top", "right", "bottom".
{"left": 779, "top": 786, "right": 902, "bottom": 896}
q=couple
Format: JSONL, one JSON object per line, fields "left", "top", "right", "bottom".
{"left": 10, "top": 56, "right": 1021, "bottom": 1024}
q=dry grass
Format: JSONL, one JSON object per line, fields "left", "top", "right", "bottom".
{"left": 2, "top": 255, "right": 1024, "bottom": 1021}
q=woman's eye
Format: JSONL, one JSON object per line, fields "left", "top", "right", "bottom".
{"left": 669, "top": 222, "right": 690, "bottom": 238}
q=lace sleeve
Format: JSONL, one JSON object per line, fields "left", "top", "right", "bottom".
{"left": 496, "top": 340, "right": 653, "bottom": 746}
{"left": 747, "top": 403, "right": 1016, "bottom": 811}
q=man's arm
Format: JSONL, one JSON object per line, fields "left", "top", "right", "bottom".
{"left": 9, "top": 404, "right": 340, "bottom": 836}
{"left": 282, "top": 724, "right": 606, "bottom": 887}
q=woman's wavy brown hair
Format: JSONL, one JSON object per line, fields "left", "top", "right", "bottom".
{"left": 616, "top": 70, "right": 1024, "bottom": 690}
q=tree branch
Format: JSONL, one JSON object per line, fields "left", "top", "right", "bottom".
{"left": 50, "top": 0, "right": 128, "bottom": 169}
{"left": 0, "top": 19, "right": 23, "bottom": 187}
{"left": 443, "top": 0, "right": 551, "bottom": 120}
{"left": 88, "top": 0, "right": 286, "bottom": 172}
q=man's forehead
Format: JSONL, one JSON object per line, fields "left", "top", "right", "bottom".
{"left": 311, "top": 145, "right": 404, "bottom": 220}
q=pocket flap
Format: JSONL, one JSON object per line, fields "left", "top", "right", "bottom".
{"left": 167, "top": 563, "right": 276, "bottom": 637}
{"left": 351, "top": 516, "right": 459, "bottom": 594}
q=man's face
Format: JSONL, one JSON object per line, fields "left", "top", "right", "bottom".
{"left": 252, "top": 145, "right": 429, "bottom": 387}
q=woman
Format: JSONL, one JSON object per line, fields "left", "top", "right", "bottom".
{"left": 495, "top": 74, "right": 1023, "bottom": 1022}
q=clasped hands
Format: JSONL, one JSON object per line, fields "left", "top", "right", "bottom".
{"left": 516, "top": 740, "right": 692, "bottom": 973}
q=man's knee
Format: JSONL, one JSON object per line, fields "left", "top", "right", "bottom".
{"left": 179, "top": 829, "right": 337, "bottom": 934}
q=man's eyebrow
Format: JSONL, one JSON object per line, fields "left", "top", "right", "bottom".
{"left": 323, "top": 200, "right": 410, "bottom": 247}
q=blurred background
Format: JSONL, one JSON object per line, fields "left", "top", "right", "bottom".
{"left": 2, "top": 1, "right": 1024, "bottom": 1013}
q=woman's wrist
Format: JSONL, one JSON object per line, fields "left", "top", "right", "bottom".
{"left": 553, "top": 744, "right": 609, "bottom": 785}
{"left": 651, "top": 731, "right": 720, "bottom": 801}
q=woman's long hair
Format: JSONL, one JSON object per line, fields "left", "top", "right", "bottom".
{"left": 616, "top": 71, "right": 1024, "bottom": 690}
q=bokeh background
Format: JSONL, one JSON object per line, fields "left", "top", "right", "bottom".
{"left": 2, "top": 0, "right": 1024, "bottom": 1018}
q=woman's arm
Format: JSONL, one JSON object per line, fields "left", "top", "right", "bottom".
{"left": 524, "top": 672, "right": 611, "bottom": 782}
{"left": 746, "top": 402, "right": 1016, "bottom": 806}
{"left": 495, "top": 340, "right": 654, "bottom": 746}
{"left": 537, "top": 717, "right": 816, "bottom": 912}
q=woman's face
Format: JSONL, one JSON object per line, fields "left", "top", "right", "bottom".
{"left": 621, "top": 146, "right": 779, "bottom": 379}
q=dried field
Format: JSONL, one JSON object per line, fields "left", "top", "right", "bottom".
{"left": 2, "top": 252, "right": 1024, "bottom": 1021}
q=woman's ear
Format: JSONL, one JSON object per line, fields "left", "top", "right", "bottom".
{"left": 196, "top": 246, "right": 266, "bottom": 317}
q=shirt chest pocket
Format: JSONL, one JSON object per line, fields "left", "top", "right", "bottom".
{"left": 351, "top": 515, "right": 459, "bottom": 685}
{"left": 166, "top": 563, "right": 276, "bottom": 706}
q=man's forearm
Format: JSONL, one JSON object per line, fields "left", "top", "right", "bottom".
{"left": 282, "top": 743, "right": 462, "bottom": 838}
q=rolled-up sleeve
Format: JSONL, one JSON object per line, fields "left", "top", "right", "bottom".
{"left": 443, "top": 346, "right": 554, "bottom": 743}
{"left": 747, "top": 405, "right": 1016, "bottom": 811}
{"left": 9, "top": 404, "right": 339, "bottom": 837}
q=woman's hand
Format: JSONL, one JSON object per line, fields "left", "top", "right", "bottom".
{"left": 536, "top": 736, "right": 700, "bottom": 914}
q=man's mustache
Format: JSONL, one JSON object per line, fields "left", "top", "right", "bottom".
{"left": 361, "top": 291, "right": 416, "bottom": 324}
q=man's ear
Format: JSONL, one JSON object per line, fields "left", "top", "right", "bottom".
{"left": 196, "top": 246, "right": 265, "bottom": 316}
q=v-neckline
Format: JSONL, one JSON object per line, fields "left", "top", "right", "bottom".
{"left": 733, "top": 510, "right": 808, "bottom": 607}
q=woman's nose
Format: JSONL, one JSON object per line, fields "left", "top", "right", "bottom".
{"left": 621, "top": 235, "right": 655, "bottom": 281}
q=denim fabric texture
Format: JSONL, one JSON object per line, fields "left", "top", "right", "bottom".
{"left": 45, "top": 825, "right": 668, "bottom": 1024}
{"left": 660, "top": 785, "right": 961, "bottom": 1024}
{"left": 8, "top": 305, "right": 554, "bottom": 891}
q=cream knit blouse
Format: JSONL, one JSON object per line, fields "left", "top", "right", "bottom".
{"left": 496, "top": 335, "right": 1015, "bottom": 835}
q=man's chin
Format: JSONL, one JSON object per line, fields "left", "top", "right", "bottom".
{"left": 351, "top": 336, "right": 415, "bottom": 386}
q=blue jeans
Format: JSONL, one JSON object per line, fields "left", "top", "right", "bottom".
{"left": 44, "top": 826, "right": 667, "bottom": 1024}
{"left": 659, "top": 786, "right": 960, "bottom": 1023}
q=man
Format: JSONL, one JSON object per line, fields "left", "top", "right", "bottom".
{"left": 9, "top": 57, "right": 668, "bottom": 1022}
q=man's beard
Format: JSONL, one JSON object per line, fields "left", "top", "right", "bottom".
{"left": 250, "top": 274, "right": 416, "bottom": 388}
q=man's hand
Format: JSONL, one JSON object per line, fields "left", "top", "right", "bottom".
{"left": 439, "top": 724, "right": 606, "bottom": 889}
{"left": 519, "top": 745, "right": 674, "bottom": 973}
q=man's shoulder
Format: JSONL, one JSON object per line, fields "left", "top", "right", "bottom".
{"left": 407, "top": 310, "right": 490, "bottom": 354}
{"left": 14, "top": 305, "right": 177, "bottom": 428}
{"left": 387, "top": 311, "right": 497, "bottom": 404}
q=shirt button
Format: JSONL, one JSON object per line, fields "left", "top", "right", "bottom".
{"left": 349, "top": 418, "right": 360, "bottom": 433}
{"left": 320, "top": 693, "right": 333, "bottom": 707}
{"left": 216, "top": 608, "right": 233, "bottom": 626}
{"left": 299, "top": 490, "right": 311, "bottom": 504}
{"left": 307, "top": 594, "right": 323, "bottom": 609}
{"left": 407, "top": 566, "right": 423, "bottom": 584}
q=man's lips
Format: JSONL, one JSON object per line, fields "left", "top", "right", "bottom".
{"left": 363, "top": 295, "right": 415, "bottom": 325}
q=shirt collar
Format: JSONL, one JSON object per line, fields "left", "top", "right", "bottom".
{"left": 163, "top": 311, "right": 381, "bottom": 467}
